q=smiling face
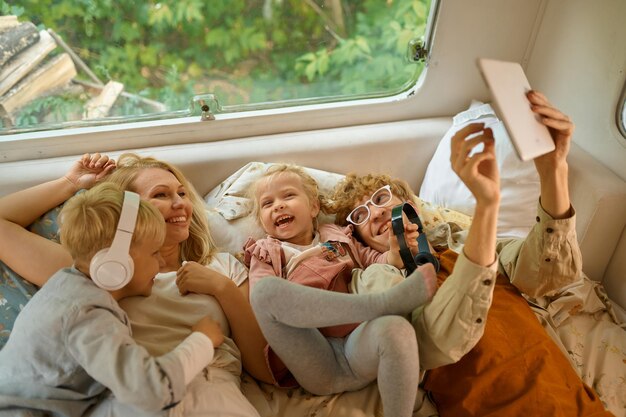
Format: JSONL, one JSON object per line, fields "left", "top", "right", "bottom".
{"left": 351, "top": 192, "right": 405, "bottom": 253}
{"left": 131, "top": 168, "right": 193, "bottom": 248}
{"left": 256, "top": 172, "right": 320, "bottom": 246}
{"left": 331, "top": 174, "right": 416, "bottom": 253}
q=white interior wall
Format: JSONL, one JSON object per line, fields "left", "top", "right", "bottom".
{"left": 523, "top": 0, "right": 626, "bottom": 311}
{"left": 526, "top": 0, "right": 626, "bottom": 181}
{"left": 413, "top": 0, "right": 547, "bottom": 114}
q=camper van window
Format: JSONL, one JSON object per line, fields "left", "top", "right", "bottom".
{"left": 0, "top": 0, "right": 433, "bottom": 136}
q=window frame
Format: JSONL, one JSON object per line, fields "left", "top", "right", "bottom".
{"left": 0, "top": 83, "right": 420, "bottom": 162}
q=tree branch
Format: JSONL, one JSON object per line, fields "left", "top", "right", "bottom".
{"left": 303, "top": 0, "right": 345, "bottom": 39}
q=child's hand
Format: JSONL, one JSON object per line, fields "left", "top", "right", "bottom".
{"left": 404, "top": 222, "right": 419, "bottom": 255}
{"left": 386, "top": 220, "right": 403, "bottom": 268}
{"left": 176, "top": 261, "right": 232, "bottom": 296}
{"left": 64, "top": 153, "right": 116, "bottom": 191}
{"left": 387, "top": 218, "right": 420, "bottom": 269}
{"left": 192, "top": 316, "right": 224, "bottom": 347}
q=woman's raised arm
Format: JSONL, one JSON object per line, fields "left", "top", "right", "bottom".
{"left": 449, "top": 124, "right": 501, "bottom": 266}
{"left": 0, "top": 153, "right": 115, "bottom": 286}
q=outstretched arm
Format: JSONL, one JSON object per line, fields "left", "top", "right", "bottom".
{"left": 528, "top": 90, "right": 574, "bottom": 218}
{"left": 498, "top": 91, "right": 581, "bottom": 297}
{"left": 0, "top": 153, "right": 115, "bottom": 286}
{"left": 450, "top": 124, "right": 501, "bottom": 266}
{"left": 411, "top": 124, "right": 500, "bottom": 369}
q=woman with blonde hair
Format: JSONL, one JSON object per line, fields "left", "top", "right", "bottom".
{"left": 0, "top": 152, "right": 269, "bottom": 416}
{"left": 108, "top": 154, "right": 216, "bottom": 267}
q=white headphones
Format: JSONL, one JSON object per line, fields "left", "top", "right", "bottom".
{"left": 90, "top": 191, "right": 140, "bottom": 291}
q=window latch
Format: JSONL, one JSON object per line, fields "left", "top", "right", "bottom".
{"left": 408, "top": 38, "right": 428, "bottom": 64}
{"left": 193, "top": 94, "right": 218, "bottom": 121}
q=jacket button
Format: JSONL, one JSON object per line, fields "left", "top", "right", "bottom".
{"left": 482, "top": 279, "right": 492, "bottom": 286}
{"left": 536, "top": 216, "right": 540, "bottom": 222}
{"left": 476, "top": 318, "right": 483, "bottom": 324}
{"left": 546, "top": 227, "right": 554, "bottom": 233}
{"left": 545, "top": 258, "right": 551, "bottom": 262}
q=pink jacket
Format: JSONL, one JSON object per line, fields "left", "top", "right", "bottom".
{"left": 245, "top": 224, "right": 387, "bottom": 291}
{"left": 243, "top": 223, "right": 388, "bottom": 386}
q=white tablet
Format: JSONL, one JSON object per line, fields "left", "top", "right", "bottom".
{"left": 477, "top": 58, "right": 555, "bottom": 161}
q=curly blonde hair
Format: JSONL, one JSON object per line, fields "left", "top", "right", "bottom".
{"left": 330, "top": 173, "right": 414, "bottom": 227}
{"left": 60, "top": 182, "right": 165, "bottom": 266}
{"left": 106, "top": 153, "right": 216, "bottom": 265}
{"left": 248, "top": 164, "right": 332, "bottom": 226}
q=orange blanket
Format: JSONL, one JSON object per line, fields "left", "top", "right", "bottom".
{"left": 424, "top": 250, "right": 613, "bottom": 417}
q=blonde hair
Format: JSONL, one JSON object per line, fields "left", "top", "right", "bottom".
{"left": 106, "top": 153, "right": 216, "bottom": 265}
{"left": 249, "top": 164, "right": 331, "bottom": 225}
{"left": 59, "top": 182, "right": 165, "bottom": 265}
{"left": 330, "top": 173, "right": 414, "bottom": 227}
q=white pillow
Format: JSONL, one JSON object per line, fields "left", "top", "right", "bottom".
{"left": 419, "top": 102, "right": 540, "bottom": 238}
{"left": 204, "top": 162, "right": 344, "bottom": 254}
{"left": 206, "top": 207, "right": 266, "bottom": 255}
{"left": 205, "top": 162, "right": 344, "bottom": 221}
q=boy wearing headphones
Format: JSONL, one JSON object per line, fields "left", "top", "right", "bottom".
{"left": 0, "top": 183, "right": 224, "bottom": 417}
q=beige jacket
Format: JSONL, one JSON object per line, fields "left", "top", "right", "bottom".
{"left": 352, "top": 202, "right": 583, "bottom": 371}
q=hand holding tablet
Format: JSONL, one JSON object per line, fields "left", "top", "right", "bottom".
{"left": 477, "top": 58, "right": 555, "bottom": 161}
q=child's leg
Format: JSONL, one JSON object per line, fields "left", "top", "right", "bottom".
{"left": 253, "top": 305, "right": 419, "bottom": 417}
{"left": 250, "top": 264, "right": 435, "bottom": 329}
{"left": 252, "top": 297, "right": 357, "bottom": 393}
{"left": 345, "top": 316, "right": 420, "bottom": 417}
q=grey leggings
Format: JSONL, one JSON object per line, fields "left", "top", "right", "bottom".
{"left": 251, "top": 269, "right": 429, "bottom": 417}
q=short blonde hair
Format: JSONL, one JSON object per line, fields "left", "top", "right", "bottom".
{"left": 106, "top": 153, "right": 216, "bottom": 265}
{"left": 330, "top": 173, "right": 414, "bottom": 227}
{"left": 248, "top": 164, "right": 331, "bottom": 224}
{"left": 59, "top": 182, "right": 165, "bottom": 265}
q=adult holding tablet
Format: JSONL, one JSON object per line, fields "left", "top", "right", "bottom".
{"left": 330, "top": 90, "right": 613, "bottom": 416}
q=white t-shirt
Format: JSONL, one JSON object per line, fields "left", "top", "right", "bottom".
{"left": 281, "top": 232, "right": 320, "bottom": 276}
{"left": 119, "top": 252, "right": 248, "bottom": 377}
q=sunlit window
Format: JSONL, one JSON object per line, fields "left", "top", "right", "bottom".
{"left": 0, "top": 0, "right": 433, "bottom": 135}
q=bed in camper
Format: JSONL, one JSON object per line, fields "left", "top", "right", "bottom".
{"left": 1, "top": 110, "right": 625, "bottom": 416}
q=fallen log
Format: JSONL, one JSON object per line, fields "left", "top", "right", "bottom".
{"left": 0, "top": 53, "right": 77, "bottom": 116}
{"left": 0, "top": 22, "right": 40, "bottom": 67}
{"left": 0, "top": 15, "right": 18, "bottom": 32}
{"left": 0, "top": 30, "right": 57, "bottom": 97}
{"left": 83, "top": 80, "right": 124, "bottom": 119}
{"left": 73, "top": 79, "right": 167, "bottom": 112}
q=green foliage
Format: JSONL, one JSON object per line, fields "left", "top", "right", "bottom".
{"left": 14, "top": 94, "right": 84, "bottom": 127}
{"left": 1, "top": 0, "right": 431, "bottom": 129}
